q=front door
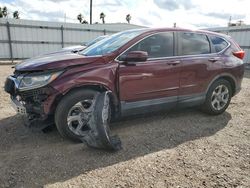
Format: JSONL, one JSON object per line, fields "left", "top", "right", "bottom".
{"left": 117, "top": 32, "right": 181, "bottom": 114}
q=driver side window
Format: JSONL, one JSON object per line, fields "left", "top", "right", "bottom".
{"left": 124, "top": 32, "right": 174, "bottom": 59}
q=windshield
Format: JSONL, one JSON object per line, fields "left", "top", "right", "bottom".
{"left": 85, "top": 36, "right": 107, "bottom": 47}
{"left": 80, "top": 29, "right": 146, "bottom": 56}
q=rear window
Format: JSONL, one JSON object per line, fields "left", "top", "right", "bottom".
{"left": 210, "top": 36, "right": 228, "bottom": 53}
{"left": 180, "top": 32, "right": 210, "bottom": 55}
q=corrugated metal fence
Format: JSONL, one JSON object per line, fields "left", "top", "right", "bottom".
{"left": 2, "top": 20, "right": 248, "bottom": 64}
{"left": 0, "top": 19, "right": 144, "bottom": 60}
{"left": 210, "top": 25, "right": 250, "bottom": 64}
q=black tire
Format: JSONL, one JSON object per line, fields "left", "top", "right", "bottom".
{"left": 202, "top": 79, "right": 232, "bottom": 115}
{"left": 55, "top": 89, "right": 99, "bottom": 141}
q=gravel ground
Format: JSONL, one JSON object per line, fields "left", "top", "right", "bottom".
{"left": 0, "top": 65, "right": 249, "bottom": 188}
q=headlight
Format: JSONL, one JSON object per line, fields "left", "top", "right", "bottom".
{"left": 17, "top": 71, "right": 62, "bottom": 91}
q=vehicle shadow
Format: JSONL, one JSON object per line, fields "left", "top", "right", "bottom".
{"left": 0, "top": 109, "right": 231, "bottom": 187}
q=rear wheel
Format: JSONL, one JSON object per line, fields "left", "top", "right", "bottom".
{"left": 202, "top": 79, "right": 232, "bottom": 115}
{"left": 55, "top": 89, "right": 99, "bottom": 141}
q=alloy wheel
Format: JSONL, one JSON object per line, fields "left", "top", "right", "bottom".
{"left": 211, "top": 84, "right": 229, "bottom": 111}
{"left": 67, "top": 99, "right": 95, "bottom": 136}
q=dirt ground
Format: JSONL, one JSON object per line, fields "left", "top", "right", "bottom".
{"left": 0, "top": 65, "right": 249, "bottom": 188}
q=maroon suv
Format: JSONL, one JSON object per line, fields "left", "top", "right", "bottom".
{"left": 5, "top": 28, "right": 245, "bottom": 141}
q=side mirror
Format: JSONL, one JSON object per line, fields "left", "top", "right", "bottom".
{"left": 119, "top": 51, "right": 148, "bottom": 63}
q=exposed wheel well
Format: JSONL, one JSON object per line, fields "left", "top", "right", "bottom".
{"left": 52, "top": 85, "right": 119, "bottom": 118}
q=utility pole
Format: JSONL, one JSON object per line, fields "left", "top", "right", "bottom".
{"left": 90, "top": 0, "right": 92, "bottom": 24}
{"left": 228, "top": 16, "right": 232, "bottom": 26}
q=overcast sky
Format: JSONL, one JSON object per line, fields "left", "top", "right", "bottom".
{"left": 0, "top": 0, "right": 249, "bottom": 29}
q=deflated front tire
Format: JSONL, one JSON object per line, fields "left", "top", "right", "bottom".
{"left": 55, "top": 89, "right": 122, "bottom": 151}
{"left": 81, "top": 91, "right": 122, "bottom": 151}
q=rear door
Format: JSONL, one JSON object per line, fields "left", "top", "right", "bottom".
{"left": 177, "top": 32, "right": 216, "bottom": 102}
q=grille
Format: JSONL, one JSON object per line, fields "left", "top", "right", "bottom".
{"left": 19, "top": 88, "right": 49, "bottom": 102}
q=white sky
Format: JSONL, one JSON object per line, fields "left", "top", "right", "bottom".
{"left": 0, "top": 0, "right": 249, "bottom": 29}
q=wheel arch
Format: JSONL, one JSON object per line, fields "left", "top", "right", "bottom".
{"left": 206, "top": 73, "right": 236, "bottom": 96}
{"left": 52, "top": 83, "right": 119, "bottom": 118}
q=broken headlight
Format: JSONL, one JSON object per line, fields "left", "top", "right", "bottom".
{"left": 17, "top": 71, "right": 62, "bottom": 91}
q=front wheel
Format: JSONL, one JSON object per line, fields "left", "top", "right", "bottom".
{"left": 55, "top": 89, "right": 99, "bottom": 141}
{"left": 202, "top": 79, "right": 232, "bottom": 115}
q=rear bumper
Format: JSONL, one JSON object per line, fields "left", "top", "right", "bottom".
{"left": 234, "top": 85, "right": 241, "bottom": 96}
{"left": 234, "top": 68, "right": 243, "bottom": 96}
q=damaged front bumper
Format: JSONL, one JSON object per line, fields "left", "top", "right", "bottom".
{"left": 4, "top": 75, "right": 59, "bottom": 129}
{"left": 5, "top": 76, "right": 122, "bottom": 150}
{"left": 10, "top": 96, "right": 27, "bottom": 114}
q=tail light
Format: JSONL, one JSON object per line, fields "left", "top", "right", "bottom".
{"left": 233, "top": 50, "right": 245, "bottom": 60}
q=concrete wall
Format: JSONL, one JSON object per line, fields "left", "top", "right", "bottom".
{"left": 0, "top": 18, "right": 145, "bottom": 60}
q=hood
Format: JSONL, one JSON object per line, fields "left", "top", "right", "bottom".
{"left": 15, "top": 53, "right": 104, "bottom": 71}
{"left": 44, "top": 45, "right": 86, "bottom": 56}
{"left": 46, "top": 45, "right": 86, "bottom": 55}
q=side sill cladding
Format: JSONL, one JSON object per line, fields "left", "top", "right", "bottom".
{"left": 121, "top": 96, "right": 177, "bottom": 117}
{"left": 120, "top": 93, "right": 206, "bottom": 117}
{"left": 177, "top": 93, "right": 206, "bottom": 108}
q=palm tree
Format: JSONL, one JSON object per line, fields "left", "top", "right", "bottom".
{"left": 77, "top": 14, "right": 88, "bottom": 24}
{"left": 100, "top": 12, "right": 105, "bottom": 24}
{"left": 126, "top": 14, "right": 131, "bottom": 24}
{"left": 77, "top": 14, "right": 83, "bottom": 23}
{"left": 82, "top": 20, "right": 88, "bottom": 24}
{"left": 0, "top": 7, "right": 3, "bottom": 18}
{"left": 13, "top": 11, "right": 20, "bottom": 19}
{"left": 2, "top": 6, "right": 8, "bottom": 17}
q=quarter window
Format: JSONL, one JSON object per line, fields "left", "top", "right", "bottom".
{"left": 180, "top": 33, "right": 210, "bottom": 55}
{"left": 124, "top": 32, "right": 174, "bottom": 59}
{"left": 210, "top": 36, "right": 228, "bottom": 52}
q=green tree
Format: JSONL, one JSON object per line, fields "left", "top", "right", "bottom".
{"left": 2, "top": 6, "right": 8, "bottom": 17}
{"left": 126, "top": 14, "right": 131, "bottom": 24}
{"left": 77, "top": 13, "right": 83, "bottom": 23}
{"left": 13, "top": 11, "right": 20, "bottom": 19}
{"left": 0, "top": 7, "right": 3, "bottom": 18}
{"left": 100, "top": 12, "right": 105, "bottom": 24}
{"left": 77, "top": 14, "right": 88, "bottom": 24}
{"left": 82, "top": 20, "right": 88, "bottom": 24}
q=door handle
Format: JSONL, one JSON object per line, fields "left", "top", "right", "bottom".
{"left": 141, "top": 73, "right": 153, "bottom": 79}
{"left": 208, "top": 57, "right": 220, "bottom": 62}
{"left": 167, "top": 60, "right": 181, "bottom": 66}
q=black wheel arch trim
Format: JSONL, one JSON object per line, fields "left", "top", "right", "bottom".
{"left": 206, "top": 73, "right": 237, "bottom": 96}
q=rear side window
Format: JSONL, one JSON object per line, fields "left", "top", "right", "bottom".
{"left": 180, "top": 32, "right": 210, "bottom": 55}
{"left": 210, "top": 36, "right": 228, "bottom": 52}
{"left": 125, "top": 32, "right": 174, "bottom": 58}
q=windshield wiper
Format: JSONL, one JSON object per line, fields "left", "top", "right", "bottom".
{"left": 71, "top": 49, "right": 79, "bottom": 53}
